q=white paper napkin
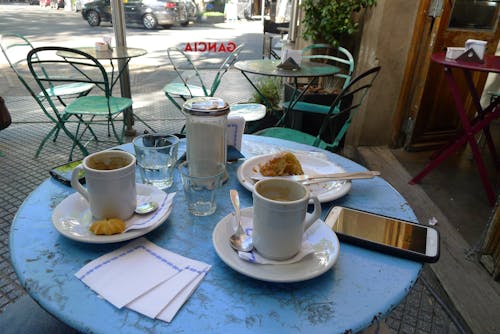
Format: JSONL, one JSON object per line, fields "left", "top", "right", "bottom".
{"left": 75, "top": 237, "right": 210, "bottom": 322}
{"left": 235, "top": 211, "right": 316, "bottom": 265}
{"left": 226, "top": 116, "right": 245, "bottom": 150}
{"left": 124, "top": 192, "right": 175, "bottom": 232}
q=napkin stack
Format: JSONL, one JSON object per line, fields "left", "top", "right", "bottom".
{"left": 75, "top": 237, "right": 210, "bottom": 322}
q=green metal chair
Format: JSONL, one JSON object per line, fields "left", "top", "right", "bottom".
{"left": 256, "top": 66, "right": 381, "bottom": 152}
{"left": 0, "top": 34, "right": 96, "bottom": 154}
{"left": 163, "top": 44, "right": 245, "bottom": 111}
{"left": 27, "top": 46, "right": 132, "bottom": 160}
{"left": 0, "top": 34, "right": 95, "bottom": 107}
{"left": 281, "top": 43, "right": 355, "bottom": 119}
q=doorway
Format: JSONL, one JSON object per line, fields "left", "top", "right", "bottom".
{"left": 394, "top": 0, "right": 500, "bottom": 151}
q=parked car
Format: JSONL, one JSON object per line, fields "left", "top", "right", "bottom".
{"left": 28, "top": 0, "right": 40, "bottom": 5}
{"left": 81, "top": 0, "right": 190, "bottom": 30}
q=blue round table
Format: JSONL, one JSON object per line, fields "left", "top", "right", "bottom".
{"left": 10, "top": 135, "right": 421, "bottom": 334}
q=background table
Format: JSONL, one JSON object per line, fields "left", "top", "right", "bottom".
{"left": 234, "top": 59, "right": 339, "bottom": 126}
{"left": 410, "top": 52, "right": 499, "bottom": 205}
{"left": 57, "top": 47, "right": 147, "bottom": 92}
{"left": 57, "top": 46, "right": 148, "bottom": 134}
{"left": 10, "top": 135, "right": 421, "bottom": 334}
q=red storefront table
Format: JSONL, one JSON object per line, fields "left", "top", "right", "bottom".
{"left": 410, "top": 52, "right": 499, "bottom": 205}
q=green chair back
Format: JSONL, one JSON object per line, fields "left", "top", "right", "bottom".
{"left": 27, "top": 46, "right": 132, "bottom": 160}
{"left": 256, "top": 66, "right": 381, "bottom": 152}
{"left": 0, "top": 33, "right": 94, "bottom": 105}
{"left": 301, "top": 43, "right": 355, "bottom": 91}
{"left": 163, "top": 44, "right": 245, "bottom": 110}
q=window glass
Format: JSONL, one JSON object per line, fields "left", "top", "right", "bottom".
{"left": 449, "top": 0, "right": 499, "bottom": 30}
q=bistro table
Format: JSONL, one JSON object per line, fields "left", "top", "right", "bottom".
{"left": 234, "top": 59, "right": 339, "bottom": 126}
{"left": 56, "top": 46, "right": 149, "bottom": 134}
{"left": 10, "top": 135, "right": 421, "bottom": 334}
{"left": 409, "top": 52, "right": 500, "bottom": 205}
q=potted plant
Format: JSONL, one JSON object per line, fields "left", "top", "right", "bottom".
{"left": 301, "top": 0, "right": 377, "bottom": 48}
{"left": 247, "top": 77, "right": 283, "bottom": 132}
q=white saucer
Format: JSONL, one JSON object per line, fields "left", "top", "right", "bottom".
{"left": 212, "top": 207, "right": 340, "bottom": 283}
{"left": 52, "top": 184, "right": 172, "bottom": 244}
{"left": 236, "top": 152, "right": 352, "bottom": 203}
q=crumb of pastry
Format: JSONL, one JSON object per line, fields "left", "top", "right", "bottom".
{"left": 258, "top": 152, "right": 304, "bottom": 176}
{"left": 89, "top": 218, "right": 126, "bottom": 235}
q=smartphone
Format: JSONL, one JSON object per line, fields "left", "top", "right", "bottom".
{"left": 49, "top": 160, "right": 85, "bottom": 187}
{"left": 325, "top": 206, "right": 440, "bottom": 263}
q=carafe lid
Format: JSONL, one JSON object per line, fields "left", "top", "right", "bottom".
{"left": 182, "top": 97, "right": 230, "bottom": 116}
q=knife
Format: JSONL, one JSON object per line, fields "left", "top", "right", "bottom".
{"left": 250, "top": 171, "right": 380, "bottom": 182}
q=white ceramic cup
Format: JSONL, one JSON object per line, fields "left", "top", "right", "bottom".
{"left": 252, "top": 179, "right": 322, "bottom": 260}
{"left": 71, "top": 150, "right": 137, "bottom": 220}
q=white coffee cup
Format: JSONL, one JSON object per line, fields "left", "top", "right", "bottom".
{"left": 71, "top": 150, "right": 137, "bottom": 220}
{"left": 252, "top": 179, "right": 322, "bottom": 260}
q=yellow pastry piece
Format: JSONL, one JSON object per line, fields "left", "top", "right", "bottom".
{"left": 259, "top": 151, "right": 304, "bottom": 176}
{"left": 89, "top": 218, "right": 126, "bottom": 235}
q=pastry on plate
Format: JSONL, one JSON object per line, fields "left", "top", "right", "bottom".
{"left": 258, "top": 151, "right": 304, "bottom": 176}
{"left": 90, "top": 218, "right": 126, "bottom": 235}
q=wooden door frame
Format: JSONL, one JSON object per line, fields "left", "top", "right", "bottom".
{"left": 391, "top": 0, "right": 439, "bottom": 148}
{"left": 392, "top": 0, "right": 500, "bottom": 149}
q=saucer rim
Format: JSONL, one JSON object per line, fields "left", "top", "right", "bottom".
{"left": 51, "top": 184, "right": 171, "bottom": 244}
{"left": 212, "top": 207, "right": 340, "bottom": 283}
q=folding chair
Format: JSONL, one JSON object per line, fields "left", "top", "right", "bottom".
{"left": 27, "top": 46, "right": 132, "bottom": 160}
{"left": 281, "top": 43, "right": 355, "bottom": 116}
{"left": 0, "top": 34, "right": 94, "bottom": 107}
{"left": 256, "top": 66, "right": 381, "bottom": 152}
{"left": 1, "top": 34, "right": 95, "bottom": 154}
{"left": 163, "top": 43, "right": 245, "bottom": 111}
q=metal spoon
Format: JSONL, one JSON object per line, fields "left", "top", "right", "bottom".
{"left": 229, "top": 189, "right": 253, "bottom": 252}
{"left": 135, "top": 201, "right": 159, "bottom": 215}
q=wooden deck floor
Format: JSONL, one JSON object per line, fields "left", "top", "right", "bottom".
{"left": 355, "top": 144, "right": 500, "bottom": 334}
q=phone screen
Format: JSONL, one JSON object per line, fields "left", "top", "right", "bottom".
{"left": 50, "top": 160, "right": 84, "bottom": 186}
{"left": 333, "top": 208, "right": 427, "bottom": 253}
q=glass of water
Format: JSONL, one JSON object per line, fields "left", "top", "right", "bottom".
{"left": 178, "top": 161, "right": 225, "bottom": 216}
{"left": 133, "top": 134, "right": 179, "bottom": 189}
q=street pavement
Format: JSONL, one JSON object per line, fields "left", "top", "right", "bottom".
{"left": 0, "top": 3, "right": 470, "bottom": 333}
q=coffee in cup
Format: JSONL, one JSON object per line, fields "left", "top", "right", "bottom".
{"left": 252, "top": 179, "right": 321, "bottom": 260}
{"left": 71, "top": 150, "right": 137, "bottom": 220}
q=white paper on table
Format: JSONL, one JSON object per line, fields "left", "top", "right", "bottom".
{"left": 156, "top": 272, "right": 207, "bottom": 323}
{"left": 126, "top": 257, "right": 211, "bottom": 319}
{"left": 124, "top": 192, "right": 175, "bottom": 232}
{"left": 75, "top": 237, "right": 187, "bottom": 308}
{"left": 226, "top": 116, "right": 245, "bottom": 150}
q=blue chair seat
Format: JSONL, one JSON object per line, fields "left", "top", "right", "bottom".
{"left": 65, "top": 96, "right": 132, "bottom": 116}
{"left": 281, "top": 100, "right": 331, "bottom": 115}
{"left": 41, "top": 82, "right": 95, "bottom": 98}
{"left": 255, "top": 127, "right": 328, "bottom": 149}
{"left": 162, "top": 82, "right": 210, "bottom": 98}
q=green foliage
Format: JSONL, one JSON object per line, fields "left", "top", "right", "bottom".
{"left": 250, "top": 77, "right": 282, "bottom": 112}
{"left": 202, "top": 11, "right": 224, "bottom": 17}
{"left": 301, "top": 0, "right": 377, "bottom": 46}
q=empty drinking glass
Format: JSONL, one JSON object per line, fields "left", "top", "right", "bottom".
{"left": 133, "top": 134, "right": 179, "bottom": 189}
{"left": 179, "top": 161, "right": 225, "bottom": 216}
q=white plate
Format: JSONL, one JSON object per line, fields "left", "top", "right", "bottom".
{"left": 212, "top": 207, "right": 340, "bottom": 283}
{"left": 52, "top": 184, "right": 172, "bottom": 244}
{"left": 236, "top": 152, "right": 352, "bottom": 203}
